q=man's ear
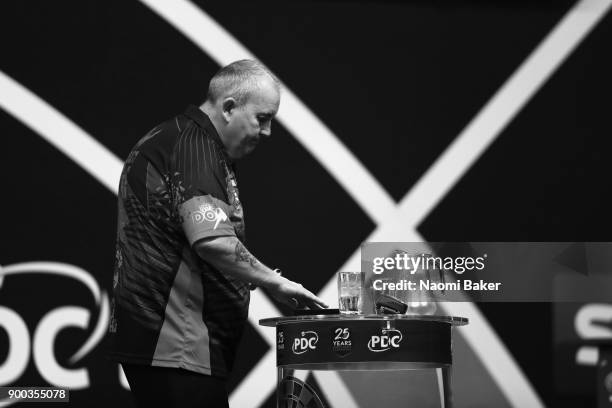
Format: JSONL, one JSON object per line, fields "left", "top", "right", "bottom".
{"left": 221, "top": 98, "right": 237, "bottom": 123}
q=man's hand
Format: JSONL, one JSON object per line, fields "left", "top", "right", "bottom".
{"left": 266, "top": 275, "right": 329, "bottom": 310}
{"left": 195, "top": 236, "right": 328, "bottom": 310}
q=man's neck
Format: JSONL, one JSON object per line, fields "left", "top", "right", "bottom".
{"left": 199, "top": 101, "right": 225, "bottom": 142}
{"left": 199, "top": 101, "right": 236, "bottom": 161}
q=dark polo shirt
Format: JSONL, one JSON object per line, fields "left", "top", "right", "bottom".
{"left": 108, "top": 105, "right": 249, "bottom": 378}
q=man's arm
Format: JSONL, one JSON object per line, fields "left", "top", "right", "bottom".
{"left": 194, "top": 236, "right": 328, "bottom": 309}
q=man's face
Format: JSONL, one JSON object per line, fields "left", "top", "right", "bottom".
{"left": 222, "top": 77, "right": 280, "bottom": 159}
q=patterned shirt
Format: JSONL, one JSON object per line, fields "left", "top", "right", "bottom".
{"left": 107, "top": 105, "right": 249, "bottom": 378}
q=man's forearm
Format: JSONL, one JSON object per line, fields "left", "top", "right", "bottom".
{"left": 194, "top": 235, "right": 328, "bottom": 310}
{"left": 194, "top": 236, "right": 279, "bottom": 289}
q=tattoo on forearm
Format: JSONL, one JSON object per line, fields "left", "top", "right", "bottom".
{"left": 234, "top": 241, "right": 259, "bottom": 267}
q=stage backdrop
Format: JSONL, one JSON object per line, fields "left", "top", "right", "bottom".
{"left": 1, "top": 1, "right": 611, "bottom": 407}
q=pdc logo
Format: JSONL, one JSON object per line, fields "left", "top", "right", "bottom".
{"left": 192, "top": 203, "right": 228, "bottom": 229}
{"left": 292, "top": 331, "right": 319, "bottom": 355}
{"left": 0, "top": 262, "right": 112, "bottom": 390}
{"left": 368, "top": 328, "right": 403, "bottom": 352}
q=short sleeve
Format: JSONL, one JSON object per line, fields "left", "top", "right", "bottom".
{"left": 179, "top": 195, "right": 235, "bottom": 245}
{"left": 173, "top": 125, "right": 236, "bottom": 245}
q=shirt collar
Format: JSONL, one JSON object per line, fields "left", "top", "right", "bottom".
{"left": 184, "top": 104, "right": 232, "bottom": 163}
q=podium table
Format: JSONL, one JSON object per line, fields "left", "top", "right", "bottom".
{"left": 260, "top": 314, "right": 467, "bottom": 408}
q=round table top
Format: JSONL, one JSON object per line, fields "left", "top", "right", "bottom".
{"left": 259, "top": 314, "right": 468, "bottom": 327}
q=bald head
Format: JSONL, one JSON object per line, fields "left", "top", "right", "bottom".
{"left": 205, "top": 59, "right": 280, "bottom": 107}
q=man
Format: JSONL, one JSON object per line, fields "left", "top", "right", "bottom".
{"left": 108, "top": 59, "right": 327, "bottom": 408}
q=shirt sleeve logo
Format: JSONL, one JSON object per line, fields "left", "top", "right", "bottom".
{"left": 192, "top": 203, "right": 228, "bottom": 229}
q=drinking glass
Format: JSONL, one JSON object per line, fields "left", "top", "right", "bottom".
{"left": 337, "top": 272, "right": 363, "bottom": 314}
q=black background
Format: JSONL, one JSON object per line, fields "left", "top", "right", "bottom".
{"left": 1, "top": 1, "right": 610, "bottom": 407}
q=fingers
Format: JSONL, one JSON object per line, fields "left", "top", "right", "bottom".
{"left": 270, "top": 276, "right": 329, "bottom": 310}
{"left": 306, "top": 297, "right": 329, "bottom": 309}
{"left": 307, "top": 289, "right": 329, "bottom": 308}
{"left": 305, "top": 294, "right": 328, "bottom": 309}
{"left": 279, "top": 297, "right": 298, "bottom": 309}
{"left": 294, "top": 289, "right": 329, "bottom": 309}
{"left": 313, "top": 297, "right": 329, "bottom": 309}
{"left": 284, "top": 293, "right": 326, "bottom": 310}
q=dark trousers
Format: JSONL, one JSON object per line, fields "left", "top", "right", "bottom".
{"left": 121, "top": 363, "right": 229, "bottom": 408}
